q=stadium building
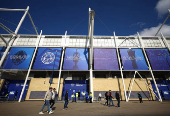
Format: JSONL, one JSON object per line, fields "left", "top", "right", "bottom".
{"left": 0, "top": 7, "right": 170, "bottom": 102}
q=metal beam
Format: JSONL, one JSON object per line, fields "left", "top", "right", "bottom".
{"left": 113, "top": 32, "right": 128, "bottom": 102}
{"left": 18, "top": 30, "right": 42, "bottom": 102}
{"left": 155, "top": 9, "right": 170, "bottom": 36}
{"left": 127, "top": 71, "right": 136, "bottom": 101}
{"left": 137, "top": 32, "right": 162, "bottom": 102}
{"left": 0, "top": 8, "right": 26, "bottom": 11}
{"left": 28, "top": 12, "right": 38, "bottom": 35}
{"left": 0, "top": 34, "right": 8, "bottom": 46}
{"left": 0, "top": 6, "right": 29, "bottom": 68}
{"left": 57, "top": 31, "right": 67, "bottom": 97}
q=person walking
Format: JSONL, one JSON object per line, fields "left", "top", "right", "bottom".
{"left": 138, "top": 93, "right": 143, "bottom": 103}
{"left": 63, "top": 91, "right": 69, "bottom": 110}
{"left": 89, "top": 92, "right": 92, "bottom": 103}
{"left": 105, "top": 92, "right": 108, "bottom": 106}
{"left": 98, "top": 93, "right": 102, "bottom": 101}
{"left": 50, "top": 88, "right": 56, "bottom": 110}
{"left": 108, "top": 90, "right": 115, "bottom": 107}
{"left": 39, "top": 87, "right": 53, "bottom": 114}
{"left": 85, "top": 92, "right": 89, "bottom": 103}
{"left": 115, "top": 91, "right": 120, "bottom": 108}
{"left": 71, "top": 93, "right": 75, "bottom": 102}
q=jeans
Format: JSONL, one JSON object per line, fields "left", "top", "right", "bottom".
{"left": 117, "top": 99, "right": 120, "bottom": 107}
{"left": 50, "top": 100, "right": 55, "bottom": 108}
{"left": 105, "top": 99, "right": 108, "bottom": 105}
{"left": 40, "top": 100, "right": 51, "bottom": 112}
{"left": 139, "top": 98, "right": 143, "bottom": 103}
{"left": 64, "top": 100, "right": 68, "bottom": 108}
{"left": 109, "top": 98, "right": 114, "bottom": 106}
{"left": 86, "top": 97, "right": 88, "bottom": 103}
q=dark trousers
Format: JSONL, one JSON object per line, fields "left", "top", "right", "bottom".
{"left": 86, "top": 97, "right": 88, "bottom": 103}
{"left": 90, "top": 98, "right": 92, "bottom": 103}
{"left": 117, "top": 99, "right": 120, "bottom": 107}
{"left": 50, "top": 100, "right": 55, "bottom": 108}
{"left": 139, "top": 98, "right": 143, "bottom": 103}
{"left": 64, "top": 100, "right": 68, "bottom": 108}
{"left": 105, "top": 99, "right": 108, "bottom": 105}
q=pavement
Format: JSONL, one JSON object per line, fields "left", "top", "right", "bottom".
{"left": 0, "top": 100, "right": 170, "bottom": 116}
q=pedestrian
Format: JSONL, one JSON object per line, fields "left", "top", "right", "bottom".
{"left": 89, "top": 92, "right": 92, "bottom": 103}
{"left": 39, "top": 87, "right": 53, "bottom": 114}
{"left": 71, "top": 93, "right": 75, "bottom": 102}
{"left": 105, "top": 92, "right": 108, "bottom": 106}
{"left": 50, "top": 88, "right": 56, "bottom": 110}
{"left": 98, "top": 93, "right": 102, "bottom": 101}
{"left": 108, "top": 90, "right": 115, "bottom": 107}
{"left": 115, "top": 91, "right": 120, "bottom": 108}
{"left": 82, "top": 91, "right": 85, "bottom": 101}
{"left": 138, "top": 93, "right": 143, "bottom": 103}
{"left": 85, "top": 92, "right": 89, "bottom": 103}
{"left": 63, "top": 91, "right": 69, "bottom": 110}
{"left": 76, "top": 92, "right": 78, "bottom": 102}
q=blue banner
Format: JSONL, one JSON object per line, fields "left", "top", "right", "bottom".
{"left": 119, "top": 49, "right": 148, "bottom": 70}
{"left": 2, "top": 47, "right": 35, "bottom": 69}
{"left": 94, "top": 48, "right": 119, "bottom": 70}
{"left": 63, "top": 48, "right": 88, "bottom": 70}
{"left": 146, "top": 49, "right": 170, "bottom": 70}
{"left": 33, "top": 48, "right": 62, "bottom": 69}
{"left": 0, "top": 47, "right": 6, "bottom": 60}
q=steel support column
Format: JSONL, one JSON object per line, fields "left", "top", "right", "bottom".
{"left": 18, "top": 30, "right": 42, "bottom": 102}
{"left": 57, "top": 31, "right": 67, "bottom": 96}
{"left": 137, "top": 32, "right": 162, "bottom": 102}
{"left": 113, "top": 32, "right": 128, "bottom": 101}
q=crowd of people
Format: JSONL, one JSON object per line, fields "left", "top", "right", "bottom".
{"left": 39, "top": 87, "right": 143, "bottom": 114}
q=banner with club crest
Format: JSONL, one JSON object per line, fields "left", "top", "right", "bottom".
{"left": 33, "top": 48, "right": 62, "bottom": 69}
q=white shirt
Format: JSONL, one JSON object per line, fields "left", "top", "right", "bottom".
{"left": 52, "top": 91, "right": 55, "bottom": 99}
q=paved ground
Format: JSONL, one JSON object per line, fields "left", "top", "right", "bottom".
{"left": 0, "top": 100, "right": 170, "bottom": 116}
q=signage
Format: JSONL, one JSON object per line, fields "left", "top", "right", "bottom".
{"left": 94, "top": 48, "right": 119, "bottom": 70}
{"left": 2, "top": 47, "right": 35, "bottom": 69}
{"left": 63, "top": 48, "right": 88, "bottom": 70}
{"left": 33, "top": 48, "right": 62, "bottom": 69}
{"left": 119, "top": 48, "right": 148, "bottom": 70}
{"left": 145, "top": 49, "right": 170, "bottom": 70}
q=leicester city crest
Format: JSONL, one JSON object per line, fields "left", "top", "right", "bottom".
{"left": 41, "top": 52, "right": 55, "bottom": 64}
{"left": 11, "top": 50, "right": 27, "bottom": 66}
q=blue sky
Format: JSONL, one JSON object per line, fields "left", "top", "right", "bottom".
{"left": 0, "top": 0, "right": 170, "bottom": 36}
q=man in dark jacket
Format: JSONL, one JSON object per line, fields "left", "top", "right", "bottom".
{"left": 105, "top": 92, "right": 108, "bottom": 106}
{"left": 63, "top": 91, "right": 69, "bottom": 110}
{"left": 115, "top": 91, "right": 120, "bottom": 107}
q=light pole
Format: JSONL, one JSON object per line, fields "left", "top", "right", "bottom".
{"left": 49, "top": 49, "right": 57, "bottom": 86}
{"left": 155, "top": 9, "right": 170, "bottom": 36}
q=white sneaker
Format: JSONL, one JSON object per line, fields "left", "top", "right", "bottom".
{"left": 39, "top": 112, "right": 44, "bottom": 114}
{"left": 49, "top": 111, "right": 53, "bottom": 114}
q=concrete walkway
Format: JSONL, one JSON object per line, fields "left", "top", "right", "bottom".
{"left": 0, "top": 101, "right": 170, "bottom": 116}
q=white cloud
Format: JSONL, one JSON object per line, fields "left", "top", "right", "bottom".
{"left": 155, "top": 0, "right": 170, "bottom": 17}
{"left": 131, "top": 24, "right": 170, "bottom": 36}
{"left": 130, "top": 22, "right": 146, "bottom": 28}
